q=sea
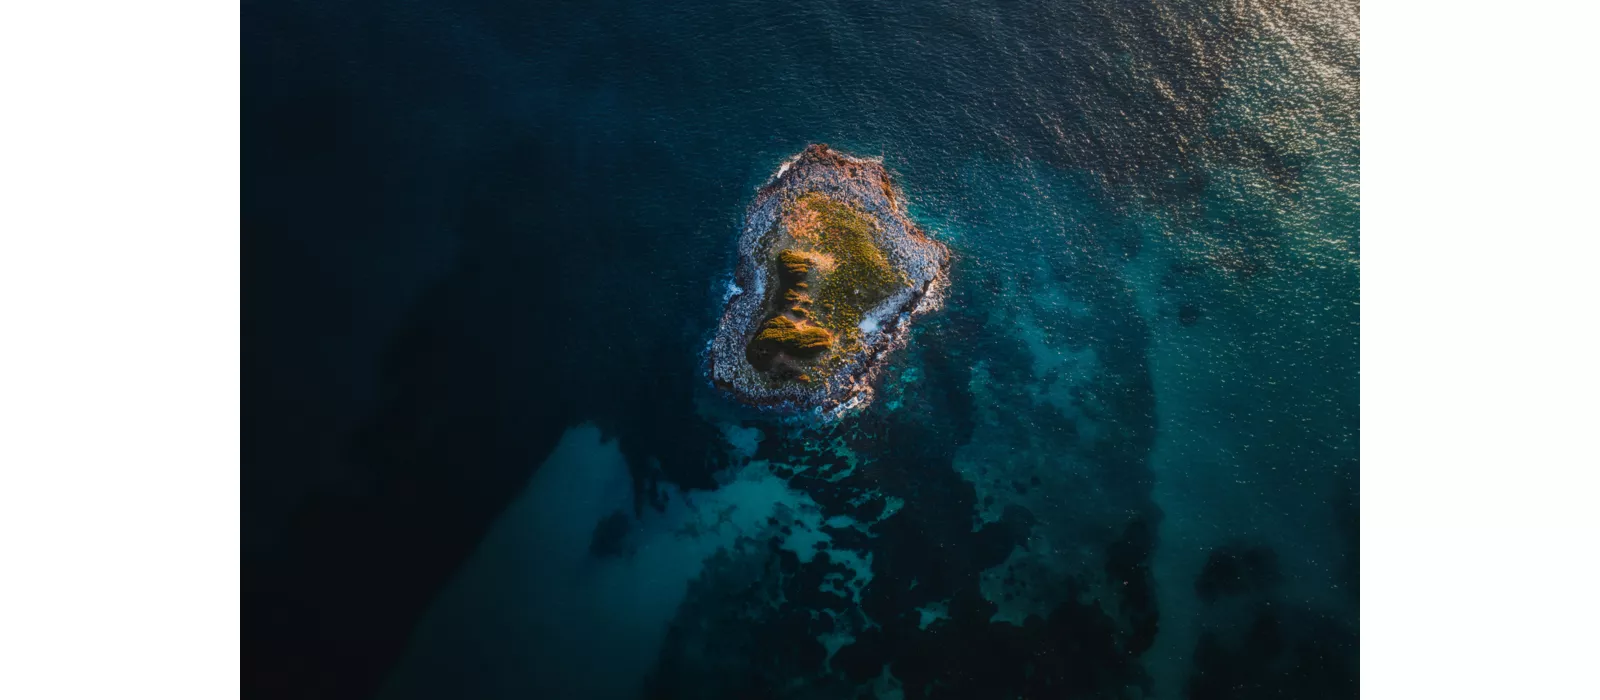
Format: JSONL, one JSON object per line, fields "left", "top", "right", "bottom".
{"left": 242, "top": 0, "right": 1360, "bottom": 698}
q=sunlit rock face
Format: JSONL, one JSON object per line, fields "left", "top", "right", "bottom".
{"left": 709, "top": 144, "right": 949, "bottom": 419}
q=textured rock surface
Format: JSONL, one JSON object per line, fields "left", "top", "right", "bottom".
{"left": 709, "top": 144, "right": 949, "bottom": 418}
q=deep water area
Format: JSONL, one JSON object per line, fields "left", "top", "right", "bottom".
{"left": 243, "top": 0, "right": 1359, "bottom": 697}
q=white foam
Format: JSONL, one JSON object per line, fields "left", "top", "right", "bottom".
{"left": 771, "top": 152, "right": 802, "bottom": 180}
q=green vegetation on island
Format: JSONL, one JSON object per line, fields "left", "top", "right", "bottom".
{"left": 708, "top": 144, "right": 949, "bottom": 416}
{"left": 742, "top": 193, "right": 908, "bottom": 380}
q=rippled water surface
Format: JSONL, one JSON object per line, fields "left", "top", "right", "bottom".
{"left": 244, "top": 0, "right": 1359, "bottom": 697}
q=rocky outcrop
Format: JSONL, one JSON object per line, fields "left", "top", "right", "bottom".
{"left": 709, "top": 144, "right": 949, "bottom": 419}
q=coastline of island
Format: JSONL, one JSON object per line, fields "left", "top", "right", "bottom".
{"left": 708, "top": 144, "right": 950, "bottom": 419}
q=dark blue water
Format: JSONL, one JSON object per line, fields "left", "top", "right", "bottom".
{"left": 243, "top": 0, "right": 1359, "bottom": 697}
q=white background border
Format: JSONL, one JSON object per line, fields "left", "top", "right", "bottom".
{"left": 0, "top": 1, "right": 239, "bottom": 698}
{"left": 1364, "top": 1, "right": 1599, "bottom": 697}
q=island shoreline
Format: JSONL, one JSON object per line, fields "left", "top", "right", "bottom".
{"left": 707, "top": 144, "right": 950, "bottom": 420}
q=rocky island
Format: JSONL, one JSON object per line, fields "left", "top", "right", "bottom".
{"left": 709, "top": 145, "right": 950, "bottom": 418}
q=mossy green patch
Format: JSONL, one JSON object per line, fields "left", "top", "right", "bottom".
{"left": 796, "top": 193, "right": 906, "bottom": 336}
{"left": 777, "top": 250, "right": 811, "bottom": 280}
{"left": 746, "top": 315, "right": 834, "bottom": 371}
{"left": 757, "top": 316, "right": 832, "bottom": 350}
{"left": 743, "top": 193, "right": 909, "bottom": 383}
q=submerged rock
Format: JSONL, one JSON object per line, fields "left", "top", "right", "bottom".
{"left": 709, "top": 144, "right": 949, "bottom": 418}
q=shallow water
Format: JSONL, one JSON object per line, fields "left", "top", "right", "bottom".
{"left": 244, "top": 0, "right": 1359, "bottom": 697}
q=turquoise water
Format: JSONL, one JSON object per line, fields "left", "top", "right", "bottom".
{"left": 244, "top": 0, "right": 1358, "bottom": 697}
